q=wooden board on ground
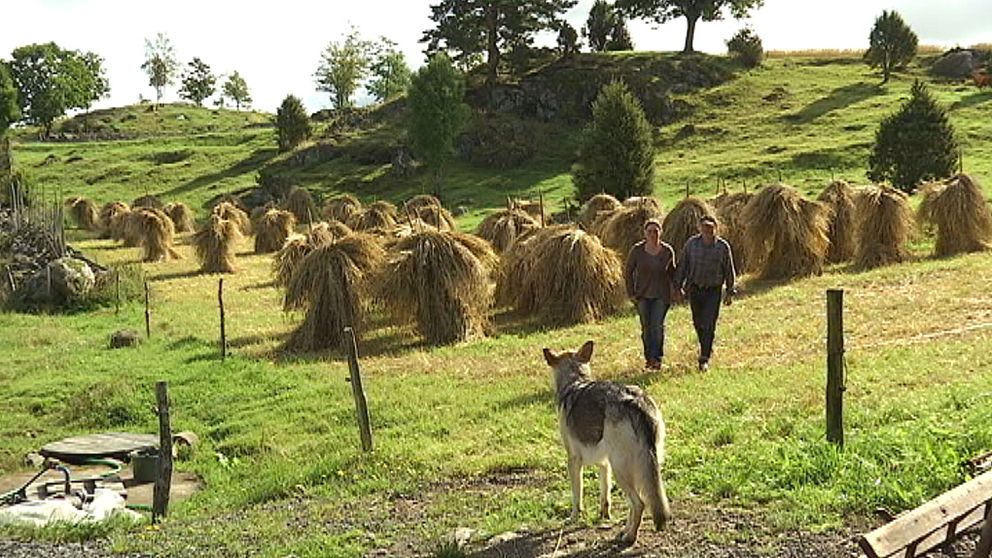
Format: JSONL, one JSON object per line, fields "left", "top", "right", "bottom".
{"left": 0, "top": 464, "right": 201, "bottom": 507}
{"left": 39, "top": 432, "right": 158, "bottom": 463}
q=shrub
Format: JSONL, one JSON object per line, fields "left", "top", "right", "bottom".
{"left": 727, "top": 27, "right": 764, "bottom": 68}
{"left": 276, "top": 95, "right": 311, "bottom": 152}
{"left": 864, "top": 10, "right": 918, "bottom": 83}
{"left": 868, "top": 80, "right": 958, "bottom": 192}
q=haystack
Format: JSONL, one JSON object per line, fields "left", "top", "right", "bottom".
{"left": 99, "top": 202, "right": 130, "bottom": 240}
{"left": 510, "top": 198, "right": 547, "bottom": 224}
{"left": 322, "top": 194, "right": 363, "bottom": 225}
{"left": 413, "top": 204, "right": 456, "bottom": 231}
{"left": 917, "top": 174, "right": 992, "bottom": 257}
{"left": 193, "top": 214, "right": 242, "bottom": 273}
{"left": 272, "top": 223, "right": 339, "bottom": 288}
{"left": 210, "top": 194, "right": 247, "bottom": 213}
{"left": 622, "top": 196, "right": 662, "bottom": 212}
{"left": 496, "top": 226, "right": 624, "bottom": 326}
{"left": 352, "top": 203, "right": 398, "bottom": 232}
{"left": 741, "top": 184, "right": 829, "bottom": 280}
{"left": 250, "top": 202, "right": 278, "bottom": 226}
{"left": 817, "top": 181, "right": 857, "bottom": 263}
{"left": 66, "top": 197, "right": 100, "bottom": 231}
{"left": 853, "top": 185, "right": 913, "bottom": 269}
{"left": 404, "top": 194, "right": 441, "bottom": 213}
{"left": 662, "top": 196, "right": 716, "bottom": 259}
{"left": 212, "top": 201, "right": 251, "bottom": 235}
{"left": 131, "top": 195, "right": 164, "bottom": 210}
{"left": 578, "top": 194, "right": 622, "bottom": 228}
{"left": 164, "top": 202, "right": 196, "bottom": 233}
{"left": 254, "top": 209, "right": 297, "bottom": 254}
{"left": 283, "top": 234, "right": 385, "bottom": 352}
{"left": 475, "top": 209, "right": 541, "bottom": 253}
{"left": 121, "top": 211, "right": 144, "bottom": 247}
{"left": 131, "top": 208, "right": 180, "bottom": 262}
{"left": 282, "top": 186, "right": 318, "bottom": 224}
{"left": 599, "top": 204, "right": 664, "bottom": 256}
{"left": 711, "top": 192, "right": 752, "bottom": 274}
{"left": 374, "top": 230, "right": 493, "bottom": 345}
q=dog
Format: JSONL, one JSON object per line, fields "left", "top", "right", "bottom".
{"left": 542, "top": 340, "right": 672, "bottom": 545}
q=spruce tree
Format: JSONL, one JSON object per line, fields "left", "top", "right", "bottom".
{"left": 864, "top": 10, "right": 918, "bottom": 83}
{"left": 868, "top": 81, "right": 958, "bottom": 192}
{"left": 572, "top": 81, "right": 655, "bottom": 203}
{"left": 276, "top": 95, "right": 311, "bottom": 152}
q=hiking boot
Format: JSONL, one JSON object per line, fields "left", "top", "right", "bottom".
{"left": 698, "top": 361, "right": 709, "bottom": 372}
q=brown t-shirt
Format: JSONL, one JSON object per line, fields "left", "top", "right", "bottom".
{"left": 624, "top": 241, "right": 676, "bottom": 303}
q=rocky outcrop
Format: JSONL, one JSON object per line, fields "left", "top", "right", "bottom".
{"left": 931, "top": 49, "right": 984, "bottom": 79}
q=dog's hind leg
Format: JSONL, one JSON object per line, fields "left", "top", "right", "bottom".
{"left": 568, "top": 454, "right": 584, "bottom": 522}
{"left": 598, "top": 462, "right": 612, "bottom": 520}
{"left": 613, "top": 469, "right": 643, "bottom": 545}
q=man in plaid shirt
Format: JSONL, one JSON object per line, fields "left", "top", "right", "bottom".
{"left": 674, "top": 215, "right": 737, "bottom": 371}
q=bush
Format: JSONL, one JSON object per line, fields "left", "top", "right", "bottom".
{"left": 727, "top": 27, "right": 764, "bottom": 68}
{"left": 276, "top": 95, "right": 311, "bottom": 152}
{"left": 865, "top": 10, "right": 918, "bottom": 83}
{"left": 868, "top": 80, "right": 958, "bottom": 192}
{"left": 572, "top": 81, "right": 655, "bottom": 203}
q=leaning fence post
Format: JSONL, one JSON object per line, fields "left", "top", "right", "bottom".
{"left": 153, "top": 381, "right": 173, "bottom": 522}
{"left": 344, "top": 327, "right": 373, "bottom": 452}
{"left": 826, "top": 289, "right": 845, "bottom": 447}
{"left": 218, "top": 279, "right": 227, "bottom": 360}
{"left": 144, "top": 280, "right": 151, "bottom": 339}
{"left": 539, "top": 190, "right": 546, "bottom": 227}
{"left": 115, "top": 269, "right": 121, "bottom": 315}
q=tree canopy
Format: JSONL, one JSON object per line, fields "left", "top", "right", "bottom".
{"left": 141, "top": 33, "right": 179, "bottom": 103}
{"left": 221, "top": 72, "right": 251, "bottom": 110}
{"left": 9, "top": 42, "right": 109, "bottom": 135}
{"left": 0, "top": 62, "right": 19, "bottom": 136}
{"left": 368, "top": 39, "right": 412, "bottom": 103}
{"left": 315, "top": 28, "right": 375, "bottom": 110}
{"left": 615, "top": 0, "right": 763, "bottom": 53}
{"left": 276, "top": 95, "right": 312, "bottom": 152}
{"left": 407, "top": 54, "right": 469, "bottom": 198}
{"left": 864, "top": 10, "right": 918, "bottom": 83}
{"left": 179, "top": 58, "right": 217, "bottom": 106}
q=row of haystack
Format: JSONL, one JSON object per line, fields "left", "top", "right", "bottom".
{"left": 918, "top": 174, "right": 992, "bottom": 257}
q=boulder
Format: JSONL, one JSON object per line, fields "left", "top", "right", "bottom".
{"left": 109, "top": 329, "right": 141, "bottom": 349}
{"left": 932, "top": 50, "right": 979, "bottom": 79}
{"left": 13, "top": 257, "right": 96, "bottom": 306}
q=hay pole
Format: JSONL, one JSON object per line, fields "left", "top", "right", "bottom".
{"left": 826, "top": 289, "right": 845, "bottom": 448}
{"left": 144, "top": 280, "right": 151, "bottom": 339}
{"left": 344, "top": 326, "right": 373, "bottom": 452}
{"left": 218, "top": 278, "right": 227, "bottom": 361}
{"left": 115, "top": 269, "right": 120, "bottom": 315}
{"left": 539, "top": 190, "right": 546, "bottom": 227}
{"left": 152, "top": 381, "right": 173, "bottom": 522}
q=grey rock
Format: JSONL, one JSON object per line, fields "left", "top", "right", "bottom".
{"left": 13, "top": 257, "right": 95, "bottom": 306}
{"left": 110, "top": 329, "right": 142, "bottom": 349}
{"left": 932, "top": 50, "right": 979, "bottom": 79}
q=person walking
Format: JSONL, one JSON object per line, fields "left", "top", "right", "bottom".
{"left": 675, "top": 215, "right": 736, "bottom": 372}
{"left": 624, "top": 219, "right": 677, "bottom": 370}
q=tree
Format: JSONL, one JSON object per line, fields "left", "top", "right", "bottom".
{"left": 864, "top": 10, "right": 918, "bottom": 83}
{"left": 178, "top": 57, "right": 216, "bottom": 106}
{"left": 407, "top": 54, "right": 469, "bottom": 198}
{"left": 9, "top": 43, "right": 109, "bottom": 136}
{"left": 868, "top": 81, "right": 957, "bottom": 193}
{"left": 222, "top": 72, "right": 251, "bottom": 110}
{"left": 615, "top": 0, "right": 763, "bottom": 53}
{"left": 422, "top": 0, "right": 577, "bottom": 97}
{"left": 726, "top": 27, "right": 763, "bottom": 68}
{"left": 141, "top": 33, "right": 179, "bottom": 103}
{"left": 607, "top": 18, "right": 635, "bottom": 50}
{"left": 276, "top": 95, "right": 312, "bottom": 152}
{"left": 558, "top": 23, "right": 580, "bottom": 57}
{"left": 572, "top": 81, "right": 655, "bottom": 203}
{"left": 0, "top": 62, "right": 19, "bottom": 136}
{"left": 368, "top": 39, "right": 412, "bottom": 103}
{"left": 585, "top": 1, "right": 615, "bottom": 52}
{"left": 315, "top": 28, "right": 375, "bottom": 110}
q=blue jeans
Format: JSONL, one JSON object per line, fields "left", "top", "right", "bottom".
{"left": 637, "top": 297, "right": 670, "bottom": 364}
{"left": 689, "top": 286, "right": 723, "bottom": 363}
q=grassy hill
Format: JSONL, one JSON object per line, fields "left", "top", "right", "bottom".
{"left": 2, "top": 52, "right": 992, "bottom": 557}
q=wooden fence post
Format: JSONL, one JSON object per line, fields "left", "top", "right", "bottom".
{"left": 115, "top": 269, "right": 121, "bottom": 316}
{"left": 144, "top": 280, "right": 151, "bottom": 338}
{"left": 344, "top": 327, "right": 373, "bottom": 452}
{"left": 153, "top": 381, "right": 173, "bottom": 522}
{"left": 826, "top": 289, "right": 845, "bottom": 447}
{"left": 218, "top": 279, "right": 227, "bottom": 361}
{"left": 539, "top": 191, "right": 546, "bottom": 227}
{"left": 974, "top": 504, "right": 992, "bottom": 558}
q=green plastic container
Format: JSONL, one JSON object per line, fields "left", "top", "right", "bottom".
{"left": 130, "top": 448, "right": 159, "bottom": 483}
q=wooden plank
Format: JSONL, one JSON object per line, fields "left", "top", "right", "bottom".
{"left": 40, "top": 432, "right": 158, "bottom": 463}
{"left": 859, "top": 470, "right": 992, "bottom": 558}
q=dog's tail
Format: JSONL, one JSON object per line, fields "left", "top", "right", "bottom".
{"left": 644, "top": 446, "right": 672, "bottom": 530}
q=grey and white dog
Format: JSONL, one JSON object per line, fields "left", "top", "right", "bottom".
{"left": 542, "top": 340, "right": 672, "bottom": 544}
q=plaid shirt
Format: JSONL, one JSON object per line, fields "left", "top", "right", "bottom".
{"left": 675, "top": 235, "right": 736, "bottom": 291}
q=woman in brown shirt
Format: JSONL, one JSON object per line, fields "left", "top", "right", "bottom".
{"left": 624, "top": 218, "right": 677, "bottom": 370}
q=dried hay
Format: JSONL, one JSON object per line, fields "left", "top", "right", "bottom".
{"left": 475, "top": 209, "right": 541, "bottom": 253}
{"left": 496, "top": 226, "right": 624, "bottom": 326}
{"left": 815, "top": 181, "right": 857, "bottom": 263}
{"left": 373, "top": 230, "right": 493, "bottom": 345}
{"left": 322, "top": 194, "right": 363, "bottom": 224}
{"left": 212, "top": 201, "right": 251, "bottom": 235}
{"left": 282, "top": 186, "right": 317, "bottom": 224}
{"left": 741, "top": 184, "right": 829, "bottom": 280}
{"left": 622, "top": 196, "right": 662, "bottom": 212}
{"left": 404, "top": 194, "right": 441, "bottom": 213}
{"left": 510, "top": 198, "right": 547, "bottom": 223}
{"left": 164, "top": 202, "right": 196, "bottom": 233}
{"left": 662, "top": 196, "right": 716, "bottom": 260}
{"left": 131, "top": 195, "right": 164, "bottom": 210}
{"left": 853, "top": 185, "right": 914, "bottom": 269}
{"left": 272, "top": 223, "right": 339, "bottom": 288}
{"left": 413, "top": 204, "right": 456, "bottom": 231}
{"left": 121, "top": 211, "right": 144, "bottom": 247}
{"left": 711, "top": 192, "right": 752, "bottom": 274}
{"left": 254, "top": 209, "right": 297, "bottom": 254}
{"left": 578, "top": 194, "right": 622, "bottom": 228}
{"left": 917, "top": 174, "right": 992, "bottom": 257}
{"left": 99, "top": 202, "right": 130, "bottom": 240}
{"left": 67, "top": 197, "right": 100, "bottom": 231}
{"left": 283, "top": 233, "right": 385, "bottom": 352}
{"left": 193, "top": 214, "right": 242, "bottom": 273}
{"left": 250, "top": 202, "right": 278, "bottom": 226}
{"left": 352, "top": 204, "right": 398, "bottom": 232}
{"left": 132, "top": 208, "right": 180, "bottom": 262}
{"left": 600, "top": 204, "right": 664, "bottom": 256}
{"left": 209, "top": 193, "right": 247, "bottom": 213}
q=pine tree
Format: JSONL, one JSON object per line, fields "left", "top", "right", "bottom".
{"left": 864, "top": 10, "right": 918, "bottom": 83}
{"left": 868, "top": 81, "right": 958, "bottom": 192}
{"left": 584, "top": 1, "right": 615, "bottom": 52}
{"left": 276, "top": 95, "right": 311, "bottom": 152}
{"left": 572, "top": 81, "right": 655, "bottom": 202}
{"left": 606, "top": 18, "right": 634, "bottom": 51}
{"left": 178, "top": 58, "right": 216, "bottom": 106}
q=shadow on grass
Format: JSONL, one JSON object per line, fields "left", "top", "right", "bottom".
{"left": 783, "top": 82, "right": 883, "bottom": 124}
{"left": 467, "top": 527, "right": 637, "bottom": 558}
{"left": 163, "top": 147, "right": 278, "bottom": 197}
{"left": 148, "top": 269, "right": 206, "bottom": 281}
{"left": 951, "top": 90, "right": 992, "bottom": 110}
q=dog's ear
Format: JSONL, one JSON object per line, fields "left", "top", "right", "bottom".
{"left": 575, "top": 341, "right": 594, "bottom": 364}
{"left": 542, "top": 348, "right": 558, "bottom": 366}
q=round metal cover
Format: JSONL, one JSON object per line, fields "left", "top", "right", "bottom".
{"left": 40, "top": 432, "right": 158, "bottom": 464}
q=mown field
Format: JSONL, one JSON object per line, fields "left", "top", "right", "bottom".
{"left": 1, "top": 52, "right": 992, "bottom": 557}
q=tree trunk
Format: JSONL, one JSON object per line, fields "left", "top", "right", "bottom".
{"left": 432, "top": 166, "right": 444, "bottom": 202}
{"left": 485, "top": 2, "right": 500, "bottom": 108}
{"left": 683, "top": 15, "right": 699, "bottom": 53}
{"left": 0, "top": 137, "right": 11, "bottom": 176}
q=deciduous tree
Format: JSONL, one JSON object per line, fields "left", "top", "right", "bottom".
{"left": 0, "top": 62, "right": 19, "bottom": 135}
{"left": 864, "top": 10, "right": 918, "bottom": 83}
{"left": 407, "top": 54, "right": 469, "bottom": 198}
{"left": 315, "top": 28, "right": 375, "bottom": 109}
{"left": 222, "top": 72, "right": 251, "bottom": 110}
{"left": 615, "top": 0, "right": 763, "bottom": 53}
{"left": 141, "top": 33, "right": 179, "bottom": 103}
{"left": 368, "top": 39, "right": 412, "bottom": 103}
{"left": 178, "top": 57, "right": 216, "bottom": 106}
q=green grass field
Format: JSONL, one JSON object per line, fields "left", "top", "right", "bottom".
{"left": 2, "top": 52, "right": 992, "bottom": 557}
